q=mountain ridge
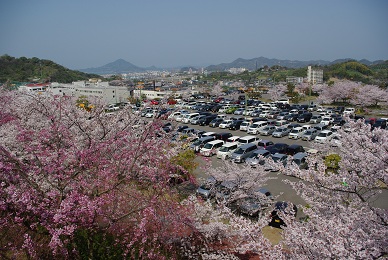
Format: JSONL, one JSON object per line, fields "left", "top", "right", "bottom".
{"left": 78, "top": 57, "right": 387, "bottom": 75}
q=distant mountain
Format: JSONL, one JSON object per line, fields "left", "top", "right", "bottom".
{"left": 205, "top": 57, "right": 384, "bottom": 71}
{"left": 79, "top": 59, "right": 146, "bottom": 74}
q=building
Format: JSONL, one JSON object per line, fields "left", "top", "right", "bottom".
{"left": 286, "top": 77, "right": 304, "bottom": 85}
{"left": 18, "top": 83, "right": 50, "bottom": 92}
{"left": 45, "top": 81, "right": 131, "bottom": 104}
{"left": 307, "top": 66, "right": 323, "bottom": 84}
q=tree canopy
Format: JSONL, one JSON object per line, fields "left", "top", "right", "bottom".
{"left": 0, "top": 55, "right": 103, "bottom": 83}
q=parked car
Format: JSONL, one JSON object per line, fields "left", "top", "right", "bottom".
{"left": 265, "top": 143, "right": 289, "bottom": 154}
{"left": 274, "top": 120, "right": 289, "bottom": 128}
{"left": 288, "top": 127, "right": 304, "bottom": 140}
{"left": 215, "top": 180, "right": 238, "bottom": 204}
{"left": 238, "top": 135, "right": 260, "bottom": 146}
{"left": 321, "top": 116, "right": 333, "bottom": 126}
{"left": 292, "top": 152, "right": 308, "bottom": 170}
{"left": 310, "top": 115, "right": 322, "bottom": 124}
{"left": 230, "top": 143, "right": 258, "bottom": 163}
{"left": 176, "top": 125, "right": 189, "bottom": 132}
{"left": 216, "top": 142, "right": 239, "bottom": 160}
{"left": 189, "top": 136, "right": 215, "bottom": 152}
{"left": 302, "top": 128, "right": 318, "bottom": 141}
{"left": 257, "top": 140, "right": 274, "bottom": 149}
{"left": 314, "top": 123, "right": 328, "bottom": 131}
{"left": 372, "top": 118, "right": 387, "bottom": 129}
{"left": 214, "top": 132, "right": 233, "bottom": 142}
{"left": 296, "top": 113, "right": 313, "bottom": 123}
{"left": 284, "top": 113, "right": 298, "bottom": 122}
{"left": 226, "top": 136, "right": 241, "bottom": 143}
{"left": 272, "top": 127, "right": 291, "bottom": 138}
{"left": 315, "top": 130, "right": 333, "bottom": 143}
{"left": 343, "top": 107, "right": 355, "bottom": 116}
{"left": 190, "top": 115, "right": 207, "bottom": 125}
{"left": 198, "top": 115, "right": 217, "bottom": 126}
{"left": 239, "top": 121, "right": 252, "bottom": 131}
{"left": 200, "top": 140, "right": 224, "bottom": 157}
{"left": 265, "top": 153, "right": 288, "bottom": 172}
{"left": 246, "top": 149, "right": 271, "bottom": 167}
{"left": 219, "top": 119, "right": 233, "bottom": 129}
{"left": 228, "top": 120, "right": 243, "bottom": 130}
{"left": 276, "top": 112, "right": 289, "bottom": 120}
{"left": 196, "top": 177, "right": 219, "bottom": 199}
{"left": 285, "top": 144, "right": 305, "bottom": 156}
{"left": 258, "top": 125, "right": 277, "bottom": 136}
{"left": 247, "top": 121, "right": 268, "bottom": 135}
{"left": 209, "top": 118, "right": 224, "bottom": 128}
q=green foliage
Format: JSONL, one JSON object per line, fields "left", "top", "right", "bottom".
{"left": 323, "top": 61, "right": 374, "bottom": 83}
{"left": 72, "top": 229, "right": 124, "bottom": 260}
{"left": 0, "top": 55, "right": 103, "bottom": 83}
{"left": 170, "top": 149, "right": 198, "bottom": 175}
{"left": 324, "top": 153, "right": 341, "bottom": 172}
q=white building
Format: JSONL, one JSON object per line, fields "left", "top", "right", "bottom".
{"left": 46, "top": 81, "right": 131, "bottom": 104}
{"left": 286, "top": 77, "right": 304, "bottom": 84}
{"left": 307, "top": 66, "right": 323, "bottom": 84}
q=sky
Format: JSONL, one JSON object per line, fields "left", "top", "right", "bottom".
{"left": 1, "top": 0, "right": 387, "bottom": 70}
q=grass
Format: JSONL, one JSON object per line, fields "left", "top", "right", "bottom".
{"left": 261, "top": 226, "right": 283, "bottom": 245}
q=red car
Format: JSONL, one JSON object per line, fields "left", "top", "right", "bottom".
{"left": 150, "top": 100, "right": 159, "bottom": 105}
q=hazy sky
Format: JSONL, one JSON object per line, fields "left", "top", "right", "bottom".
{"left": 1, "top": 0, "right": 387, "bottom": 70}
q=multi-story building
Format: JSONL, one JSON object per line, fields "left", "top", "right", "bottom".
{"left": 307, "top": 66, "right": 323, "bottom": 84}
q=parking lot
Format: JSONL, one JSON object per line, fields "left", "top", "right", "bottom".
{"left": 139, "top": 101, "right": 388, "bottom": 213}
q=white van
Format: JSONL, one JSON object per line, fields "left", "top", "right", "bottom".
{"left": 239, "top": 121, "right": 251, "bottom": 131}
{"left": 288, "top": 127, "right": 304, "bottom": 139}
{"left": 226, "top": 136, "right": 241, "bottom": 143}
{"left": 238, "top": 135, "right": 259, "bottom": 146}
{"left": 200, "top": 140, "right": 224, "bottom": 157}
{"left": 247, "top": 121, "right": 268, "bottom": 135}
{"left": 216, "top": 142, "right": 239, "bottom": 160}
{"left": 182, "top": 112, "right": 200, "bottom": 124}
{"left": 275, "top": 120, "right": 289, "bottom": 127}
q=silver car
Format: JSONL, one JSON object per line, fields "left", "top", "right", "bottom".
{"left": 302, "top": 128, "right": 318, "bottom": 141}
{"left": 272, "top": 127, "right": 291, "bottom": 138}
{"left": 246, "top": 149, "right": 271, "bottom": 167}
{"left": 259, "top": 125, "right": 277, "bottom": 136}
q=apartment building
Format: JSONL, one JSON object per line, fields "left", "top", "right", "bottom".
{"left": 307, "top": 66, "right": 323, "bottom": 84}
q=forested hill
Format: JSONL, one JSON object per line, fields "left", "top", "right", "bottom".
{"left": 0, "top": 55, "right": 103, "bottom": 83}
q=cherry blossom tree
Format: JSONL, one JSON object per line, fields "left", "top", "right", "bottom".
{"left": 316, "top": 80, "right": 361, "bottom": 104}
{"left": 351, "top": 84, "right": 388, "bottom": 108}
{"left": 268, "top": 84, "right": 287, "bottom": 101}
{"left": 211, "top": 83, "right": 224, "bottom": 97}
{"left": 279, "top": 120, "right": 388, "bottom": 258}
{"left": 0, "top": 88, "right": 201, "bottom": 259}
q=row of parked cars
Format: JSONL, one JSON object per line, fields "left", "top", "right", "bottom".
{"left": 181, "top": 130, "right": 309, "bottom": 170}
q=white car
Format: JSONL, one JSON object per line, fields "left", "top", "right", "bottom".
{"left": 219, "top": 119, "right": 233, "bottom": 129}
{"left": 247, "top": 121, "right": 268, "bottom": 135}
{"left": 200, "top": 140, "right": 224, "bottom": 157}
{"left": 216, "top": 142, "right": 239, "bottom": 160}
{"left": 315, "top": 130, "right": 333, "bottom": 143}
{"left": 343, "top": 107, "right": 355, "bottom": 116}
{"left": 288, "top": 127, "right": 304, "bottom": 139}
{"left": 145, "top": 110, "right": 157, "bottom": 118}
{"left": 239, "top": 121, "right": 251, "bottom": 131}
{"left": 259, "top": 111, "right": 270, "bottom": 118}
{"left": 321, "top": 116, "right": 333, "bottom": 126}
